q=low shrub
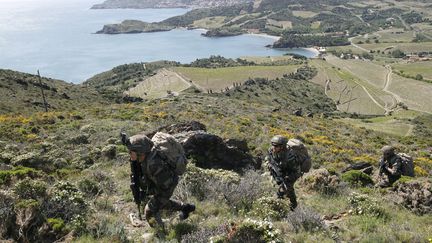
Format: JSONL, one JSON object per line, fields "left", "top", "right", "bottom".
{"left": 285, "top": 206, "right": 325, "bottom": 233}
{"left": 225, "top": 219, "right": 282, "bottom": 243}
{"left": 181, "top": 224, "right": 227, "bottom": 243}
{"left": 249, "top": 196, "right": 291, "bottom": 220}
{"left": 301, "top": 168, "right": 345, "bottom": 195}
{"left": 341, "top": 170, "right": 373, "bottom": 187}
{"left": 13, "top": 178, "right": 47, "bottom": 200}
{"left": 167, "top": 222, "right": 197, "bottom": 242}
{"left": 347, "top": 192, "right": 388, "bottom": 218}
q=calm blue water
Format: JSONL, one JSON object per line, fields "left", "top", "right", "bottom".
{"left": 0, "top": 0, "right": 316, "bottom": 83}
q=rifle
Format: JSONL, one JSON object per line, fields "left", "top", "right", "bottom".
{"left": 268, "top": 156, "right": 289, "bottom": 195}
{"left": 121, "top": 132, "right": 145, "bottom": 220}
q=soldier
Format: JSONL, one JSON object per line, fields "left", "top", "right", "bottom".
{"left": 378, "top": 145, "right": 402, "bottom": 187}
{"left": 125, "top": 134, "right": 195, "bottom": 231}
{"left": 265, "top": 135, "right": 302, "bottom": 210}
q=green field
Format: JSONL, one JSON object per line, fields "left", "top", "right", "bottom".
{"left": 174, "top": 65, "right": 300, "bottom": 92}
{"left": 240, "top": 56, "right": 294, "bottom": 64}
{"left": 388, "top": 74, "right": 432, "bottom": 114}
{"left": 358, "top": 42, "right": 432, "bottom": 53}
{"left": 292, "top": 10, "right": 318, "bottom": 18}
{"left": 392, "top": 61, "right": 432, "bottom": 80}
{"left": 310, "top": 59, "right": 386, "bottom": 115}
{"left": 192, "top": 16, "right": 226, "bottom": 28}
{"left": 352, "top": 29, "right": 416, "bottom": 43}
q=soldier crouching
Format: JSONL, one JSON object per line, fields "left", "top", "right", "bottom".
{"left": 265, "top": 135, "right": 302, "bottom": 211}
{"left": 125, "top": 134, "right": 195, "bottom": 231}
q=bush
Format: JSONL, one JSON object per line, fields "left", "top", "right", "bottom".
{"left": 0, "top": 191, "right": 15, "bottom": 238}
{"left": 249, "top": 196, "right": 291, "bottom": 220}
{"left": 181, "top": 225, "right": 227, "bottom": 243}
{"left": 347, "top": 192, "right": 388, "bottom": 218}
{"left": 47, "top": 218, "right": 66, "bottom": 232}
{"left": 78, "top": 178, "right": 100, "bottom": 197}
{"left": 203, "top": 170, "right": 270, "bottom": 212}
{"left": 301, "top": 168, "right": 345, "bottom": 195}
{"left": 45, "top": 182, "right": 88, "bottom": 222}
{"left": 167, "top": 222, "right": 197, "bottom": 241}
{"left": 341, "top": 170, "right": 373, "bottom": 187}
{"left": 0, "top": 166, "right": 41, "bottom": 185}
{"left": 226, "top": 219, "right": 282, "bottom": 243}
{"left": 13, "top": 178, "right": 47, "bottom": 200}
{"left": 285, "top": 206, "right": 325, "bottom": 233}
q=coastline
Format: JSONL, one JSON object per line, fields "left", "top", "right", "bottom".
{"left": 246, "top": 32, "right": 281, "bottom": 41}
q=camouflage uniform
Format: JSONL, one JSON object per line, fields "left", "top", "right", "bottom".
{"left": 378, "top": 146, "right": 402, "bottom": 187}
{"left": 265, "top": 136, "right": 302, "bottom": 210}
{"left": 126, "top": 134, "right": 194, "bottom": 229}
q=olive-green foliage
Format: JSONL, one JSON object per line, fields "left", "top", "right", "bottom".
{"left": 341, "top": 170, "right": 373, "bottom": 187}
{"left": 78, "top": 178, "right": 100, "bottom": 197}
{"left": 47, "top": 218, "right": 66, "bottom": 232}
{"left": 249, "top": 196, "right": 291, "bottom": 220}
{"left": 167, "top": 222, "right": 197, "bottom": 241}
{"left": 13, "top": 178, "right": 47, "bottom": 200}
{"left": 46, "top": 182, "right": 88, "bottom": 222}
{"left": 0, "top": 166, "right": 40, "bottom": 185}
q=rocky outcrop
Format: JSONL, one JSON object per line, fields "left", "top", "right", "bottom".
{"left": 392, "top": 179, "right": 432, "bottom": 215}
{"left": 147, "top": 121, "right": 256, "bottom": 171}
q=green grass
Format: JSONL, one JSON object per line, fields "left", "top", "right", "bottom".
{"left": 358, "top": 42, "right": 432, "bottom": 53}
{"left": 192, "top": 16, "right": 227, "bottom": 29}
{"left": 174, "top": 65, "right": 300, "bottom": 92}
{"left": 392, "top": 61, "right": 432, "bottom": 80}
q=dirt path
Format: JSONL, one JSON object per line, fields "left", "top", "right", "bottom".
{"left": 348, "top": 36, "right": 369, "bottom": 52}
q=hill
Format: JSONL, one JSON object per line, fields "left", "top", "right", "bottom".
{"left": 91, "top": 0, "right": 253, "bottom": 9}
{"left": 0, "top": 64, "right": 431, "bottom": 242}
{"left": 0, "top": 69, "right": 109, "bottom": 114}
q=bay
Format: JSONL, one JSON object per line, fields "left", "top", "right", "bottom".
{"left": 0, "top": 0, "right": 317, "bottom": 83}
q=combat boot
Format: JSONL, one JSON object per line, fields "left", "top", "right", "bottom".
{"left": 179, "top": 203, "right": 195, "bottom": 220}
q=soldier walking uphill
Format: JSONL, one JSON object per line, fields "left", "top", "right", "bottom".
{"left": 378, "top": 145, "right": 403, "bottom": 187}
{"left": 122, "top": 133, "right": 195, "bottom": 231}
{"left": 266, "top": 135, "right": 302, "bottom": 211}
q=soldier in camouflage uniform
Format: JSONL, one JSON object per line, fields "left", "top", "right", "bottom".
{"left": 126, "top": 134, "right": 195, "bottom": 230}
{"left": 265, "top": 135, "right": 302, "bottom": 210}
{"left": 378, "top": 145, "right": 403, "bottom": 187}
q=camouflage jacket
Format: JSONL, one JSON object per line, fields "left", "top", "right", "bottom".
{"left": 140, "top": 150, "right": 178, "bottom": 193}
{"left": 379, "top": 154, "right": 402, "bottom": 179}
{"left": 265, "top": 147, "right": 302, "bottom": 183}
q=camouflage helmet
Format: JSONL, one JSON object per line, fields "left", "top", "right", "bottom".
{"left": 128, "top": 134, "right": 154, "bottom": 154}
{"left": 271, "top": 135, "right": 288, "bottom": 146}
{"left": 381, "top": 145, "right": 395, "bottom": 155}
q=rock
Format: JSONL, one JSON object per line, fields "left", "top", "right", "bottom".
{"left": 392, "top": 178, "right": 432, "bottom": 215}
{"left": 175, "top": 131, "right": 256, "bottom": 171}
{"left": 147, "top": 121, "right": 207, "bottom": 138}
{"left": 102, "top": 145, "right": 117, "bottom": 159}
{"left": 301, "top": 168, "right": 343, "bottom": 195}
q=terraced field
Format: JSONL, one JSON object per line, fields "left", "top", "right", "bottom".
{"left": 192, "top": 16, "right": 226, "bottom": 28}
{"left": 174, "top": 65, "right": 299, "bottom": 92}
{"left": 310, "top": 59, "right": 386, "bottom": 115}
{"left": 125, "top": 68, "right": 192, "bottom": 99}
{"left": 353, "top": 29, "right": 415, "bottom": 43}
{"left": 388, "top": 74, "right": 432, "bottom": 114}
{"left": 392, "top": 61, "right": 432, "bottom": 80}
{"left": 358, "top": 42, "right": 432, "bottom": 53}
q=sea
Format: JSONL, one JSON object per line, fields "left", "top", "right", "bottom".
{"left": 0, "top": 0, "right": 317, "bottom": 83}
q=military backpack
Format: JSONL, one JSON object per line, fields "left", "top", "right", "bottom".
{"left": 398, "top": 153, "right": 415, "bottom": 177}
{"left": 151, "top": 132, "right": 188, "bottom": 175}
{"left": 287, "top": 139, "right": 311, "bottom": 173}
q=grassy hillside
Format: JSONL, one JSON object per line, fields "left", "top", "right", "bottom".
{"left": 0, "top": 69, "right": 108, "bottom": 114}
{"left": 0, "top": 82, "right": 431, "bottom": 242}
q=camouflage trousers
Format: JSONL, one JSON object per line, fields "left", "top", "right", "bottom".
{"left": 277, "top": 182, "right": 297, "bottom": 210}
{"left": 144, "top": 183, "right": 183, "bottom": 228}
